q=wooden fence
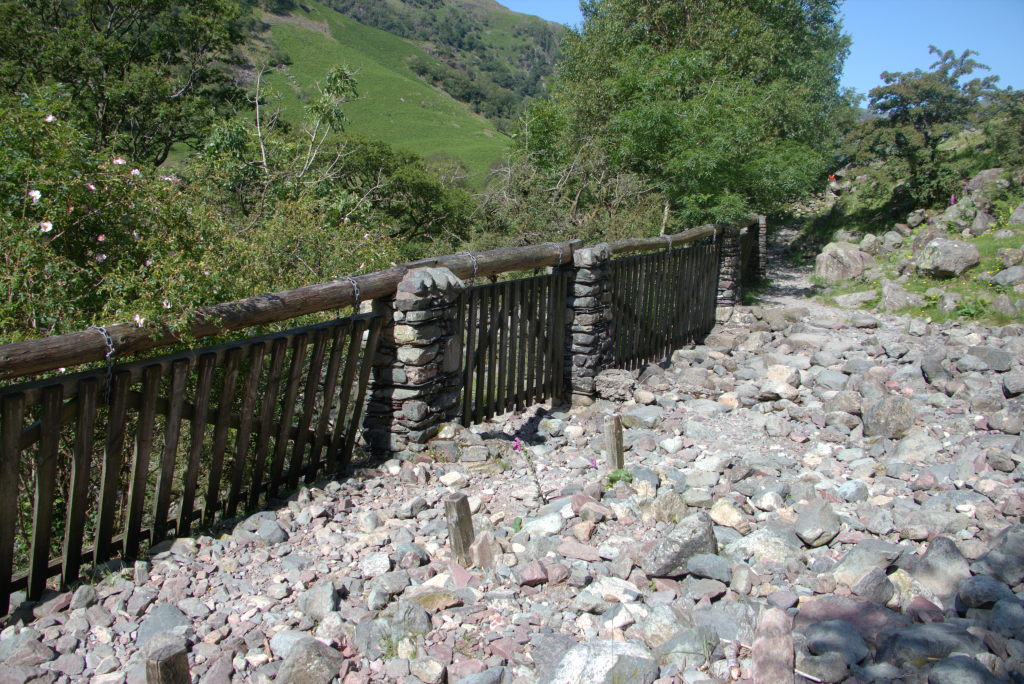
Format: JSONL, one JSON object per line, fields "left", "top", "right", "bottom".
{"left": 0, "top": 220, "right": 761, "bottom": 615}
{"left": 458, "top": 270, "right": 569, "bottom": 425}
{"left": 610, "top": 240, "right": 721, "bottom": 369}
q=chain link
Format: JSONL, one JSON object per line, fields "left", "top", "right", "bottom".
{"left": 89, "top": 325, "right": 115, "bottom": 403}
{"left": 458, "top": 251, "right": 479, "bottom": 283}
{"left": 339, "top": 276, "right": 360, "bottom": 316}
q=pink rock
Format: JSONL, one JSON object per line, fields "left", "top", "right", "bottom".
{"left": 907, "top": 596, "right": 944, "bottom": 623}
{"left": 448, "top": 659, "right": 487, "bottom": 681}
{"left": 516, "top": 560, "right": 548, "bottom": 587}
{"left": 557, "top": 539, "right": 601, "bottom": 562}
{"left": 571, "top": 493, "right": 598, "bottom": 515}
{"left": 489, "top": 637, "right": 520, "bottom": 661}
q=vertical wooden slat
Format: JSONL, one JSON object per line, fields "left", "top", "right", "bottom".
{"left": 326, "top": 318, "right": 367, "bottom": 474}
{"left": 125, "top": 365, "right": 162, "bottom": 559}
{"left": 536, "top": 274, "right": 552, "bottom": 403}
{"left": 553, "top": 269, "right": 568, "bottom": 402}
{"left": 506, "top": 279, "right": 520, "bottom": 413}
{"left": 308, "top": 322, "right": 350, "bottom": 481}
{"left": 152, "top": 360, "right": 188, "bottom": 545}
{"left": 0, "top": 393, "right": 25, "bottom": 615}
{"left": 290, "top": 328, "right": 328, "bottom": 490}
{"left": 268, "top": 334, "right": 308, "bottom": 499}
{"left": 495, "top": 283, "right": 509, "bottom": 415}
{"left": 248, "top": 337, "right": 288, "bottom": 510}
{"left": 461, "top": 289, "right": 478, "bottom": 426}
{"left": 178, "top": 354, "right": 216, "bottom": 538}
{"left": 515, "top": 278, "right": 529, "bottom": 411}
{"left": 473, "top": 287, "right": 489, "bottom": 424}
{"left": 62, "top": 377, "right": 98, "bottom": 587}
{"left": 95, "top": 371, "right": 130, "bottom": 564}
{"left": 28, "top": 386, "right": 61, "bottom": 599}
{"left": 485, "top": 283, "right": 499, "bottom": 420}
{"left": 339, "top": 315, "right": 383, "bottom": 470}
{"left": 226, "top": 343, "right": 265, "bottom": 519}
{"left": 203, "top": 347, "right": 241, "bottom": 523}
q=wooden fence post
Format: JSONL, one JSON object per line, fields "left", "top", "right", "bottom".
{"left": 603, "top": 414, "right": 624, "bottom": 471}
{"left": 445, "top": 493, "right": 474, "bottom": 566}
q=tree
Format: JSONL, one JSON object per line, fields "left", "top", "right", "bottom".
{"left": 519, "top": 0, "right": 851, "bottom": 227}
{"left": 0, "top": 0, "right": 247, "bottom": 165}
{"left": 859, "top": 47, "right": 1000, "bottom": 204}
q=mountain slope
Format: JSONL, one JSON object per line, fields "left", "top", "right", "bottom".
{"left": 257, "top": 1, "right": 510, "bottom": 183}
{"left": 321, "top": 0, "right": 564, "bottom": 130}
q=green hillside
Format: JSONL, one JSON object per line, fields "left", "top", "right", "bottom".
{"left": 258, "top": 1, "right": 510, "bottom": 183}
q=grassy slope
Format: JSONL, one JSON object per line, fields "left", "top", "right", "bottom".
{"left": 262, "top": 1, "right": 509, "bottom": 184}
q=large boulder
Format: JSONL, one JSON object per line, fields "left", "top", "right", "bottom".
{"left": 915, "top": 239, "right": 980, "bottom": 278}
{"left": 815, "top": 242, "right": 875, "bottom": 282}
{"left": 640, "top": 512, "right": 716, "bottom": 577}
{"left": 1009, "top": 201, "right": 1024, "bottom": 225}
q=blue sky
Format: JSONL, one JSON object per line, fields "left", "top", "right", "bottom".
{"left": 500, "top": 0, "right": 1024, "bottom": 96}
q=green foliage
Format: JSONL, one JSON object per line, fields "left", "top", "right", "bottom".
{"left": 606, "top": 468, "right": 633, "bottom": 489}
{"left": 0, "top": 0, "right": 248, "bottom": 165}
{"left": 520, "top": 0, "right": 852, "bottom": 228}
{"left": 843, "top": 47, "right": 1001, "bottom": 207}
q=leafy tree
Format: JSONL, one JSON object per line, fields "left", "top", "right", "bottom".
{"left": 519, "top": 0, "right": 851, "bottom": 227}
{"left": 0, "top": 0, "right": 247, "bottom": 165}
{"left": 853, "top": 47, "right": 1001, "bottom": 205}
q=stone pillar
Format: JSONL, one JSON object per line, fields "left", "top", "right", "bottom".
{"left": 363, "top": 267, "right": 464, "bottom": 456}
{"left": 716, "top": 225, "right": 743, "bottom": 307}
{"left": 564, "top": 244, "right": 613, "bottom": 406}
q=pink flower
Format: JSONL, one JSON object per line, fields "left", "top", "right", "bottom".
{"left": 95, "top": 253, "right": 107, "bottom": 263}
{"left": 39, "top": 221, "right": 53, "bottom": 233}
{"left": 44, "top": 114, "right": 56, "bottom": 123}
{"left": 112, "top": 158, "right": 126, "bottom": 165}
{"left": 28, "top": 189, "right": 41, "bottom": 204}
{"left": 97, "top": 234, "right": 106, "bottom": 242}
{"left": 86, "top": 183, "right": 97, "bottom": 192}
{"left": 950, "top": 194, "right": 956, "bottom": 205}
{"left": 512, "top": 437, "right": 523, "bottom": 452}
{"left": 130, "top": 169, "right": 141, "bottom": 177}
{"left": 133, "top": 314, "right": 145, "bottom": 327}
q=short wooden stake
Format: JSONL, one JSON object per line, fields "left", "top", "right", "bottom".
{"left": 445, "top": 493, "right": 475, "bottom": 566}
{"left": 751, "top": 607, "right": 794, "bottom": 684}
{"left": 145, "top": 637, "right": 190, "bottom": 684}
{"left": 604, "top": 414, "right": 624, "bottom": 471}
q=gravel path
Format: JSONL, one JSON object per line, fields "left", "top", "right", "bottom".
{"left": 1, "top": 235, "right": 1022, "bottom": 684}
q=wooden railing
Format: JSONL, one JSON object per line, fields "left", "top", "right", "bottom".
{"left": 0, "top": 220, "right": 761, "bottom": 615}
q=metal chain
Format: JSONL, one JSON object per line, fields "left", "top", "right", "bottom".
{"left": 543, "top": 242, "right": 566, "bottom": 268}
{"left": 339, "top": 276, "right": 360, "bottom": 316}
{"left": 89, "top": 325, "right": 115, "bottom": 403}
{"left": 458, "top": 251, "right": 479, "bottom": 283}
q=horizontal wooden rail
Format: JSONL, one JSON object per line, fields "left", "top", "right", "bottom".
{"left": 0, "top": 219, "right": 746, "bottom": 381}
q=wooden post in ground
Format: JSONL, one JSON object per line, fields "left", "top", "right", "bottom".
{"left": 751, "top": 607, "right": 794, "bottom": 684}
{"left": 145, "top": 634, "right": 190, "bottom": 684}
{"left": 604, "top": 414, "right": 624, "bottom": 471}
{"left": 445, "top": 493, "right": 475, "bottom": 567}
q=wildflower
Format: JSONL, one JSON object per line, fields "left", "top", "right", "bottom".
{"left": 588, "top": 457, "right": 597, "bottom": 469}
{"left": 131, "top": 168, "right": 141, "bottom": 177}
{"left": 512, "top": 437, "right": 523, "bottom": 452}
{"left": 97, "top": 234, "right": 106, "bottom": 242}
{"left": 28, "top": 189, "right": 41, "bottom": 204}
{"left": 133, "top": 314, "right": 145, "bottom": 327}
{"left": 95, "top": 253, "right": 107, "bottom": 263}
{"left": 57, "top": 367, "right": 66, "bottom": 373}
{"left": 950, "top": 194, "right": 956, "bottom": 205}
{"left": 44, "top": 114, "right": 56, "bottom": 123}
{"left": 160, "top": 175, "right": 179, "bottom": 182}
{"left": 162, "top": 299, "right": 171, "bottom": 309}
{"left": 39, "top": 221, "right": 53, "bottom": 233}
{"left": 112, "top": 158, "right": 126, "bottom": 165}
{"left": 86, "top": 183, "right": 97, "bottom": 192}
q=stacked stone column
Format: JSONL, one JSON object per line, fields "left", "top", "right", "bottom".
{"left": 564, "top": 244, "right": 613, "bottom": 406}
{"left": 363, "top": 267, "right": 464, "bottom": 456}
{"left": 716, "top": 225, "right": 743, "bottom": 307}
